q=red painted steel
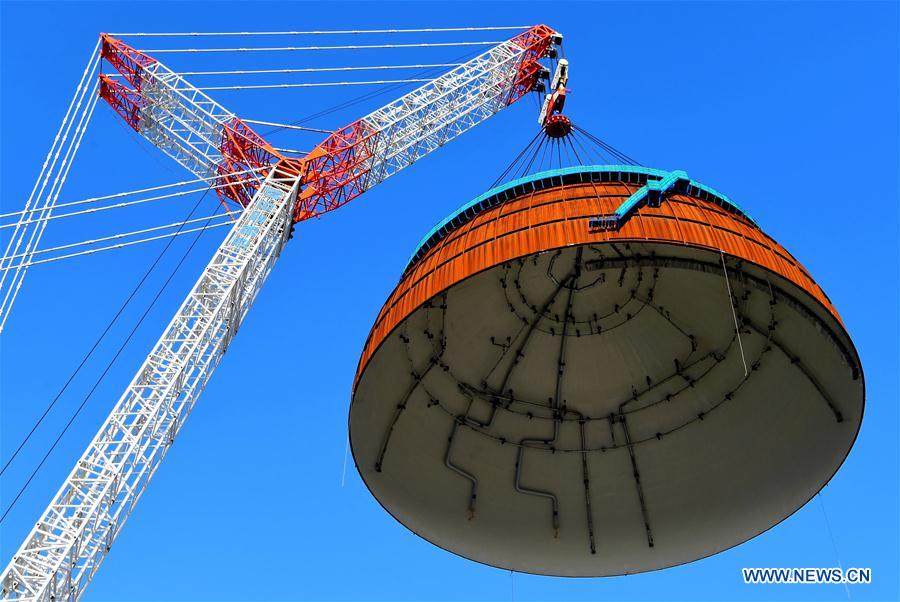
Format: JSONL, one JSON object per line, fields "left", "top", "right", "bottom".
{"left": 295, "top": 24, "right": 557, "bottom": 221}
{"left": 507, "top": 24, "right": 557, "bottom": 103}
{"left": 98, "top": 75, "right": 143, "bottom": 131}
{"left": 96, "top": 26, "right": 558, "bottom": 216}
{"left": 294, "top": 119, "right": 379, "bottom": 221}
{"left": 100, "top": 34, "right": 156, "bottom": 91}
{"left": 544, "top": 114, "right": 571, "bottom": 138}
{"left": 217, "top": 118, "right": 288, "bottom": 208}
{"left": 99, "top": 35, "right": 284, "bottom": 208}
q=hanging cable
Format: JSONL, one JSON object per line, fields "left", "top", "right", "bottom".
{"left": 2, "top": 212, "right": 233, "bottom": 264}
{"left": 255, "top": 46, "right": 484, "bottom": 135}
{"left": 240, "top": 119, "right": 330, "bottom": 134}
{"left": 0, "top": 41, "right": 100, "bottom": 266}
{"left": 523, "top": 133, "right": 549, "bottom": 175}
{"left": 565, "top": 131, "right": 606, "bottom": 207}
{"left": 0, "top": 190, "right": 221, "bottom": 524}
{"left": 0, "top": 167, "right": 264, "bottom": 222}
{"left": 572, "top": 124, "right": 640, "bottom": 165}
{"left": 0, "top": 58, "right": 100, "bottom": 333}
{"left": 124, "top": 63, "right": 463, "bottom": 77}
{"left": 817, "top": 493, "right": 852, "bottom": 600}
{"left": 569, "top": 129, "right": 610, "bottom": 165}
{"left": 110, "top": 26, "right": 530, "bottom": 37}
{"left": 0, "top": 189, "right": 216, "bottom": 478}
{"left": 341, "top": 435, "right": 350, "bottom": 488}
{"left": 142, "top": 40, "right": 504, "bottom": 53}
{"left": 1, "top": 221, "right": 233, "bottom": 272}
{"left": 720, "top": 251, "right": 749, "bottom": 377}
{"left": 486, "top": 122, "right": 642, "bottom": 188}
{"left": 491, "top": 129, "right": 545, "bottom": 188}
{"left": 193, "top": 78, "right": 433, "bottom": 90}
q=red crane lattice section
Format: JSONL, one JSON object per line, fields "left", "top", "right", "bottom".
{"left": 100, "top": 34, "right": 156, "bottom": 91}
{"left": 97, "top": 25, "right": 560, "bottom": 219}
{"left": 98, "top": 75, "right": 144, "bottom": 131}
{"left": 218, "top": 118, "right": 294, "bottom": 208}
{"left": 506, "top": 24, "right": 558, "bottom": 103}
{"left": 288, "top": 24, "right": 558, "bottom": 222}
{"left": 292, "top": 120, "right": 379, "bottom": 221}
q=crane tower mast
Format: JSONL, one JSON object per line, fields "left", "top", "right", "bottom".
{"left": 1, "top": 25, "right": 562, "bottom": 600}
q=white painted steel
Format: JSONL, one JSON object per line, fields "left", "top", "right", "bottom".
{"left": 110, "top": 26, "right": 530, "bottom": 37}
{"left": 0, "top": 168, "right": 262, "bottom": 223}
{"left": 0, "top": 171, "right": 297, "bottom": 600}
{"left": 1, "top": 29, "right": 556, "bottom": 599}
{"left": 359, "top": 37, "right": 528, "bottom": 192}
{"left": 142, "top": 41, "right": 505, "bottom": 53}
{"left": 0, "top": 212, "right": 235, "bottom": 266}
{"left": 0, "top": 45, "right": 101, "bottom": 334}
{"left": 194, "top": 79, "right": 433, "bottom": 90}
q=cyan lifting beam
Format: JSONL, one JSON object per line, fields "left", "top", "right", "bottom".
{"left": 588, "top": 170, "right": 690, "bottom": 231}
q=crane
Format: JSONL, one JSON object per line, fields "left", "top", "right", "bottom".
{"left": 538, "top": 57, "right": 570, "bottom": 138}
{"left": 1, "top": 25, "right": 562, "bottom": 601}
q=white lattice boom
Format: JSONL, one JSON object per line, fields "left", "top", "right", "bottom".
{"left": 367, "top": 42, "right": 526, "bottom": 181}
{"left": 1, "top": 25, "right": 560, "bottom": 600}
{"left": 2, "top": 171, "right": 297, "bottom": 600}
{"left": 296, "top": 34, "right": 550, "bottom": 217}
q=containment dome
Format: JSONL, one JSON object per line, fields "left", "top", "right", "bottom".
{"left": 349, "top": 165, "right": 864, "bottom": 577}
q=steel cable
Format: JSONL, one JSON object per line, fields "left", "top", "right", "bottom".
{"left": 0, "top": 167, "right": 265, "bottom": 222}
{"left": 193, "top": 79, "right": 433, "bottom": 91}
{"left": 110, "top": 26, "right": 530, "bottom": 37}
{"left": 0, "top": 71, "right": 100, "bottom": 332}
{"left": 142, "top": 40, "right": 504, "bottom": 54}
{"left": 136, "top": 63, "right": 462, "bottom": 77}
{"left": 1, "top": 213, "right": 234, "bottom": 264}
{"left": 1, "top": 221, "right": 233, "bottom": 272}
{"left": 0, "top": 41, "right": 100, "bottom": 264}
{"left": 0, "top": 189, "right": 218, "bottom": 522}
{"left": 253, "top": 46, "right": 484, "bottom": 135}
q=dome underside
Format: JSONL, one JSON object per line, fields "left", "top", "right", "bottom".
{"left": 350, "top": 243, "right": 863, "bottom": 576}
{"left": 349, "top": 169, "right": 863, "bottom": 576}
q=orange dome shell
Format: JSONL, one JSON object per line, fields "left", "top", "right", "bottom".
{"left": 349, "top": 166, "right": 863, "bottom": 576}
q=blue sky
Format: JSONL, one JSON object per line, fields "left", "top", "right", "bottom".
{"left": 1, "top": 1, "right": 897, "bottom": 600}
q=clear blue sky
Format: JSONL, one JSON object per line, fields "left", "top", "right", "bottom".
{"left": 1, "top": 2, "right": 897, "bottom": 600}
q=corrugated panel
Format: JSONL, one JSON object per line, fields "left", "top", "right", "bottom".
{"left": 668, "top": 199, "right": 709, "bottom": 224}
{"left": 658, "top": 198, "right": 688, "bottom": 244}
{"left": 642, "top": 215, "right": 682, "bottom": 244}
{"left": 355, "top": 179, "right": 841, "bottom": 383}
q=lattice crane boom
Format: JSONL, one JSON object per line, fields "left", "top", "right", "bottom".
{"left": 296, "top": 25, "right": 557, "bottom": 219}
{"left": 1, "top": 172, "right": 297, "bottom": 601}
{"left": 98, "top": 35, "right": 284, "bottom": 208}
{"left": 1, "top": 25, "right": 561, "bottom": 601}
{"left": 97, "top": 25, "right": 558, "bottom": 218}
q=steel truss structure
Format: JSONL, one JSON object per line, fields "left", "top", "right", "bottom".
{"left": 99, "top": 35, "right": 283, "bottom": 209}
{"left": 297, "top": 25, "right": 557, "bottom": 219}
{"left": 2, "top": 25, "right": 560, "bottom": 600}
{"left": 1, "top": 171, "right": 297, "bottom": 600}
